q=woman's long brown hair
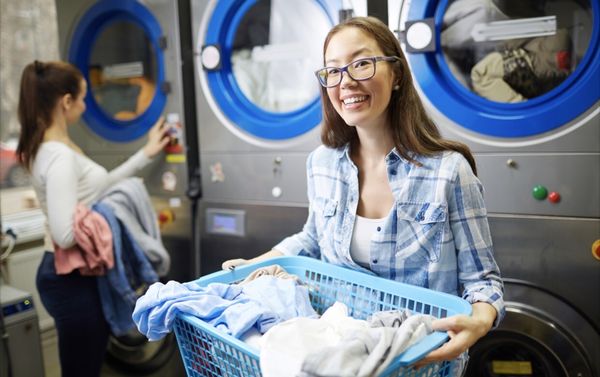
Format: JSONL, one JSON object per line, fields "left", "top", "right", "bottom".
{"left": 319, "top": 17, "right": 477, "bottom": 175}
{"left": 16, "top": 61, "right": 83, "bottom": 169}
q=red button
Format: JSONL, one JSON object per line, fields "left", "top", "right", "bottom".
{"left": 548, "top": 192, "right": 561, "bottom": 203}
{"left": 158, "top": 210, "right": 175, "bottom": 225}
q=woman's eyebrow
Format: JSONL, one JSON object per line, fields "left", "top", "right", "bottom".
{"left": 325, "top": 47, "right": 372, "bottom": 65}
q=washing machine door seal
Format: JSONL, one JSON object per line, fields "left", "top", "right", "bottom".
{"left": 403, "top": 0, "right": 600, "bottom": 139}
{"left": 104, "top": 332, "right": 177, "bottom": 375}
{"left": 68, "top": 0, "right": 167, "bottom": 142}
{"left": 465, "top": 280, "right": 597, "bottom": 376}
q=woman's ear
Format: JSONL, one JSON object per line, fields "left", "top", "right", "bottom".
{"left": 61, "top": 93, "right": 73, "bottom": 111}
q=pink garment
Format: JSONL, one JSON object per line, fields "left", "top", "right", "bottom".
{"left": 54, "top": 204, "right": 114, "bottom": 276}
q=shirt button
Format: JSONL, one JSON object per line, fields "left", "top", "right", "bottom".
{"left": 372, "top": 259, "right": 378, "bottom": 264}
{"left": 376, "top": 227, "right": 381, "bottom": 232}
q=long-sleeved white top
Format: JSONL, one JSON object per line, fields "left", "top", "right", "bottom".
{"left": 31, "top": 141, "right": 152, "bottom": 250}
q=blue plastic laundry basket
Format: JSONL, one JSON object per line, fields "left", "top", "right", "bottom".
{"left": 173, "top": 256, "right": 472, "bottom": 377}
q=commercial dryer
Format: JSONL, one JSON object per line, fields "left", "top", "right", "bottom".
{"left": 395, "top": 0, "right": 599, "bottom": 375}
{"left": 190, "top": 0, "right": 344, "bottom": 274}
{"left": 54, "top": 0, "right": 192, "bottom": 374}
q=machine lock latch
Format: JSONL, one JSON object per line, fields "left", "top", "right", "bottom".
{"left": 160, "top": 81, "right": 172, "bottom": 94}
{"left": 159, "top": 36, "right": 168, "bottom": 50}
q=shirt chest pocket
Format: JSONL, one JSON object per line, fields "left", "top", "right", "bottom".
{"left": 313, "top": 197, "right": 338, "bottom": 233}
{"left": 395, "top": 202, "right": 447, "bottom": 262}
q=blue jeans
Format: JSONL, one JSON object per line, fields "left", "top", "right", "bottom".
{"left": 36, "top": 252, "right": 110, "bottom": 377}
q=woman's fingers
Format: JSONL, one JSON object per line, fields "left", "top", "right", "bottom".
{"left": 221, "top": 259, "right": 249, "bottom": 270}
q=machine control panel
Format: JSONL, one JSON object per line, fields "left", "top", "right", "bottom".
{"left": 206, "top": 208, "right": 245, "bottom": 237}
{"left": 477, "top": 154, "right": 599, "bottom": 218}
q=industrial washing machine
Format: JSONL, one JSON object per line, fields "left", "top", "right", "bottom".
{"left": 189, "top": 0, "right": 345, "bottom": 275}
{"left": 53, "top": 0, "right": 195, "bottom": 374}
{"left": 395, "top": 0, "right": 600, "bottom": 375}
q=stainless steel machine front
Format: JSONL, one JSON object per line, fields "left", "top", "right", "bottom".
{"left": 397, "top": 0, "right": 599, "bottom": 375}
{"left": 54, "top": 0, "right": 193, "bottom": 374}
{"left": 190, "top": 0, "right": 344, "bottom": 275}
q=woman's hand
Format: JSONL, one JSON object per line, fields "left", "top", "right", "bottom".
{"left": 142, "top": 116, "right": 170, "bottom": 158}
{"left": 222, "top": 259, "right": 250, "bottom": 270}
{"left": 414, "top": 302, "right": 496, "bottom": 368}
{"left": 221, "top": 249, "right": 284, "bottom": 270}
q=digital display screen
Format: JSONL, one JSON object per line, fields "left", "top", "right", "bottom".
{"left": 213, "top": 214, "right": 237, "bottom": 233}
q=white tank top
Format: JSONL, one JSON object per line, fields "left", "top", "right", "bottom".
{"left": 350, "top": 215, "right": 385, "bottom": 267}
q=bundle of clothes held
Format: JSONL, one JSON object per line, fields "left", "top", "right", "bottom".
{"left": 132, "top": 265, "right": 436, "bottom": 377}
{"left": 53, "top": 177, "right": 169, "bottom": 336}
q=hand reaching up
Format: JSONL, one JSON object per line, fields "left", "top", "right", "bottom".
{"left": 143, "top": 116, "right": 170, "bottom": 158}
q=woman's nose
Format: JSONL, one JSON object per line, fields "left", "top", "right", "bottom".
{"left": 339, "top": 71, "right": 357, "bottom": 88}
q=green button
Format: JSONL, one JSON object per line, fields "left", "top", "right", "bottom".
{"left": 532, "top": 185, "right": 548, "bottom": 200}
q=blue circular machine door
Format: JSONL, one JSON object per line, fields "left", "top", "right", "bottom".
{"left": 68, "top": 0, "right": 166, "bottom": 142}
{"left": 405, "top": 0, "right": 599, "bottom": 138}
{"left": 201, "top": 0, "right": 340, "bottom": 141}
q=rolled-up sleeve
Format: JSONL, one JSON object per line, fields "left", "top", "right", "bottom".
{"left": 449, "top": 157, "right": 505, "bottom": 327}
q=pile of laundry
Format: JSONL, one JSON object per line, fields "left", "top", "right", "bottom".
{"left": 55, "top": 177, "right": 169, "bottom": 337}
{"left": 441, "top": 0, "right": 572, "bottom": 102}
{"left": 133, "top": 265, "right": 435, "bottom": 377}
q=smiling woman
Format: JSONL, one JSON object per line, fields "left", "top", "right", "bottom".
{"left": 222, "top": 16, "right": 505, "bottom": 375}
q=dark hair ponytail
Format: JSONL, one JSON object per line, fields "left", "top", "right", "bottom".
{"left": 16, "top": 61, "right": 83, "bottom": 169}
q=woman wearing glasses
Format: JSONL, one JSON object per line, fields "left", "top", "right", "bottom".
{"left": 223, "top": 16, "right": 504, "bottom": 372}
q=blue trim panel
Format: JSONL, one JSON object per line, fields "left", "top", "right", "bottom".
{"left": 407, "top": 0, "right": 600, "bottom": 138}
{"left": 68, "top": 0, "right": 166, "bottom": 142}
{"left": 204, "top": 0, "right": 340, "bottom": 140}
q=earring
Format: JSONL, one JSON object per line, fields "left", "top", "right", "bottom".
{"left": 393, "top": 84, "right": 400, "bottom": 90}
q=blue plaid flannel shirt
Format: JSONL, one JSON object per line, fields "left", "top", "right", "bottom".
{"left": 274, "top": 144, "right": 505, "bottom": 326}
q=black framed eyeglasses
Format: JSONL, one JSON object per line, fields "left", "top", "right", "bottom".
{"left": 315, "top": 56, "right": 400, "bottom": 88}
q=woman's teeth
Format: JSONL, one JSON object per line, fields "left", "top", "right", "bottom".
{"left": 343, "top": 96, "right": 367, "bottom": 105}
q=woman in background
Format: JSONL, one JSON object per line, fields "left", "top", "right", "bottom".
{"left": 223, "top": 17, "right": 504, "bottom": 373}
{"left": 16, "top": 60, "right": 168, "bottom": 377}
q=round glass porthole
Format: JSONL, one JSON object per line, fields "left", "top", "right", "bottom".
{"left": 441, "top": 0, "right": 593, "bottom": 104}
{"left": 230, "top": 0, "right": 326, "bottom": 113}
{"left": 68, "top": 0, "right": 166, "bottom": 142}
{"left": 200, "top": 0, "right": 338, "bottom": 141}
{"left": 405, "top": 0, "right": 599, "bottom": 138}
{"left": 89, "top": 20, "right": 157, "bottom": 121}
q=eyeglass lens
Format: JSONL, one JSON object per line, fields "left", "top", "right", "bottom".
{"left": 319, "top": 58, "right": 375, "bottom": 87}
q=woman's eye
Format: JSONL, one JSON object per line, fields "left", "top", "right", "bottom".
{"left": 327, "top": 68, "right": 340, "bottom": 75}
{"left": 354, "top": 60, "right": 370, "bottom": 68}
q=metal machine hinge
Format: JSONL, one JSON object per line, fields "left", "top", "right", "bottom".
{"left": 159, "top": 36, "right": 168, "bottom": 50}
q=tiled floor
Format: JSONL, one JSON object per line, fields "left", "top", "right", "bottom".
{"left": 41, "top": 327, "right": 186, "bottom": 377}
